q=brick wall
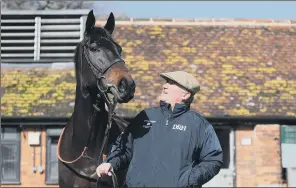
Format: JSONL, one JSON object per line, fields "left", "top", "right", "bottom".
{"left": 236, "top": 124, "right": 283, "bottom": 187}
{"left": 236, "top": 126, "right": 256, "bottom": 186}
{"left": 2, "top": 128, "right": 58, "bottom": 188}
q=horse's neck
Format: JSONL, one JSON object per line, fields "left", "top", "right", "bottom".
{"left": 73, "top": 93, "right": 100, "bottom": 124}
{"left": 71, "top": 91, "right": 107, "bottom": 153}
{"left": 58, "top": 91, "right": 107, "bottom": 176}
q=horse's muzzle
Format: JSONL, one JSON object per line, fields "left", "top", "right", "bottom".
{"left": 114, "top": 77, "right": 136, "bottom": 103}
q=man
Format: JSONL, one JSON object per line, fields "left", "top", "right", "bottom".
{"left": 97, "top": 71, "right": 223, "bottom": 187}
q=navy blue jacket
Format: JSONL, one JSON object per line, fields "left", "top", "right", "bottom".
{"left": 106, "top": 101, "right": 223, "bottom": 187}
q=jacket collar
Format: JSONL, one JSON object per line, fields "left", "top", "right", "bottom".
{"left": 160, "top": 101, "right": 190, "bottom": 118}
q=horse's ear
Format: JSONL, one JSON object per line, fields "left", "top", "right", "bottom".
{"left": 85, "top": 10, "right": 96, "bottom": 35}
{"left": 104, "top": 12, "right": 115, "bottom": 35}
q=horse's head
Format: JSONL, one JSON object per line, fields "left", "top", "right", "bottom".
{"left": 75, "top": 10, "right": 136, "bottom": 104}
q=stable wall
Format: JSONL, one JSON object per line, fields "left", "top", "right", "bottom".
{"left": 2, "top": 128, "right": 58, "bottom": 188}
{"left": 236, "top": 124, "right": 283, "bottom": 187}
{"left": 2, "top": 124, "right": 287, "bottom": 187}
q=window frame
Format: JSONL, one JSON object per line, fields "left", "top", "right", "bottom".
{"left": 1, "top": 127, "right": 21, "bottom": 185}
{"left": 213, "top": 125, "right": 235, "bottom": 171}
{"left": 45, "top": 128, "right": 62, "bottom": 185}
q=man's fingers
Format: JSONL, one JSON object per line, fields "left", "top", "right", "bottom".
{"left": 96, "top": 170, "right": 101, "bottom": 177}
{"left": 96, "top": 163, "right": 112, "bottom": 178}
{"left": 104, "top": 168, "right": 110, "bottom": 174}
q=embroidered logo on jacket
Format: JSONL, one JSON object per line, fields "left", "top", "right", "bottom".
{"left": 172, "top": 124, "right": 187, "bottom": 131}
{"left": 142, "top": 120, "right": 156, "bottom": 128}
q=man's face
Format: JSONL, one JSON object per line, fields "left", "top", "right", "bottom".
{"left": 159, "top": 79, "right": 189, "bottom": 105}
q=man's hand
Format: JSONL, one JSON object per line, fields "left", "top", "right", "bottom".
{"left": 96, "top": 163, "right": 113, "bottom": 178}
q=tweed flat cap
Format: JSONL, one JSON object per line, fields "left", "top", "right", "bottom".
{"left": 160, "top": 71, "right": 200, "bottom": 94}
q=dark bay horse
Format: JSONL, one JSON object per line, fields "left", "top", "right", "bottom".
{"left": 57, "top": 10, "right": 136, "bottom": 188}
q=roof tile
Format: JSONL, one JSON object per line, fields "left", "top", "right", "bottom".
{"left": 2, "top": 24, "right": 296, "bottom": 117}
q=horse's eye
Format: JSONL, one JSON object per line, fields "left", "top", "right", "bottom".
{"left": 90, "top": 47, "right": 98, "bottom": 52}
{"left": 89, "top": 43, "right": 99, "bottom": 52}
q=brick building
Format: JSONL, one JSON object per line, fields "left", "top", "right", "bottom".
{"left": 1, "top": 10, "right": 296, "bottom": 187}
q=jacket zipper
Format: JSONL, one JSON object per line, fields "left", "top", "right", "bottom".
{"left": 165, "top": 114, "right": 172, "bottom": 128}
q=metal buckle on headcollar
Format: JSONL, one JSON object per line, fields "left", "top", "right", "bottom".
{"left": 97, "top": 76, "right": 110, "bottom": 93}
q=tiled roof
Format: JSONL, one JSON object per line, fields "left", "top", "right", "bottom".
{"left": 1, "top": 21, "right": 296, "bottom": 117}
{"left": 96, "top": 18, "right": 296, "bottom": 27}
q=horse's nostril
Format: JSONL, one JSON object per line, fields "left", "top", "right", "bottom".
{"left": 118, "top": 79, "right": 127, "bottom": 92}
{"left": 118, "top": 78, "right": 136, "bottom": 94}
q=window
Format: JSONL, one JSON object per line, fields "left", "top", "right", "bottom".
{"left": 203, "top": 127, "right": 235, "bottom": 187}
{"left": 215, "top": 128, "right": 231, "bottom": 169}
{"left": 1, "top": 127, "right": 21, "bottom": 184}
{"left": 46, "top": 128, "right": 62, "bottom": 184}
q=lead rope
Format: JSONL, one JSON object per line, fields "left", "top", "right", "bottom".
{"left": 94, "top": 92, "right": 119, "bottom": 188}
